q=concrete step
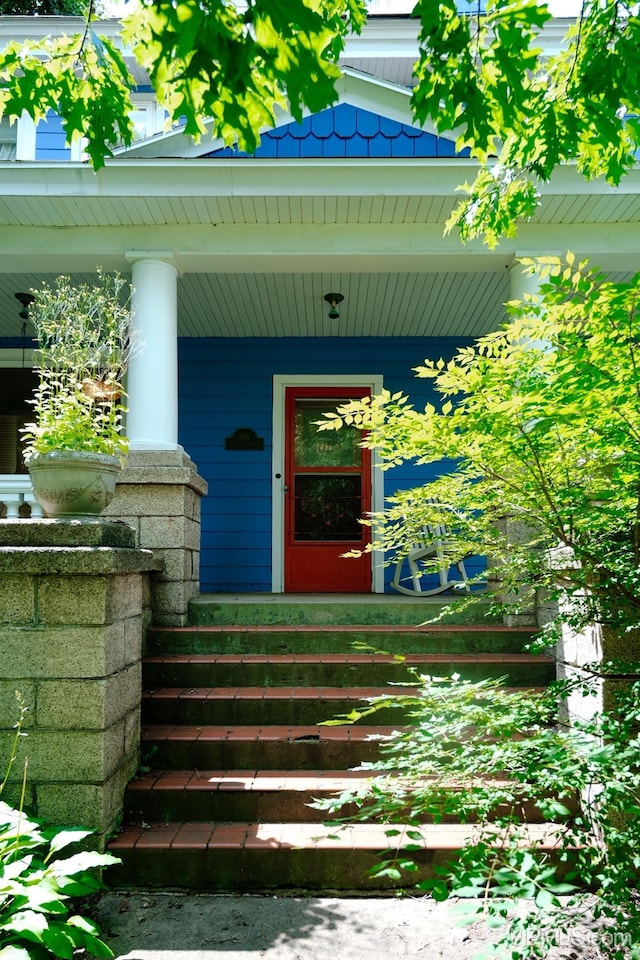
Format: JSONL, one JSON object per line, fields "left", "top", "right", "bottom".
{"left": 108, "top": 820, "right": 570, "bottom": 892}
{"left": 147, "top": 624, "right": 537, "bottom": 656}
{"left": 112, "top": 611, "right": 559, "bottom": 892}
{"left": 142, "top": 680, "right": 547, "bottom": 727}
{"left": 188, "top": 595, "right": 500, "bottom": 627}
{"left": 143, "top": 651, "right": 554, "bottom": 688}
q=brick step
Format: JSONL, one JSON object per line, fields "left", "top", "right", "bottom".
{"left": 142, "top": 724, "right": 395, "bottom": 770}
{"left": 142, "top": 684, "right": 544, "bottom": 726}
{"left": 143, "top": 652, "right": 554, "bottom": 688}
{"left": 125, "top": 769, "right": 370, "bottom": 823}
{"left": 147, "top": 624, "right": 537, "bottom": 656}
{"left": 125, "top": 768, "right": 561, "bottom": 824}
{"left": 114, "top": 610, "right": 558, "bottom": 892}
{"left": 142, "top": 685, "right": 422, "bottom": 726}
{"left": 107, "top": 820, "right": 570, "bottom": 891}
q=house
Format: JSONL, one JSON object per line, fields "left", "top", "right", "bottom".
{"left": 1, "top": 6, "right": 635, "bottom": 877}
{"left": 1, "top": 11, "right": 639, "bottom": 616}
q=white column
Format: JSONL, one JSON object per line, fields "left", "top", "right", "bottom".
{"left": 127, "top": 256, "right": 179, "bottom": 451}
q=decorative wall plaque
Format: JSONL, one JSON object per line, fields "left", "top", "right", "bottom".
{"left": 225, "top": 427, "right": 264, "bottom": 451}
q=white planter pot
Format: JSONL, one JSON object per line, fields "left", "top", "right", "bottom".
{"left": 28, "top": 450, "right": 122, "bottom": 519}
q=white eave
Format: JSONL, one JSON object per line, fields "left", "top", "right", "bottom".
{"left": 0, "top": 157, "right": 638, "bottom": 278}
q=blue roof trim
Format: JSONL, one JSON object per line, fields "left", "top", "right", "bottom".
{"left": 202, "top": 104, "right": 470, "bottom": 159}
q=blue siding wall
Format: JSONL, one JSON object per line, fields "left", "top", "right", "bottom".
{"left": 204, "top": 105, "right": 470, "bottom": 160}
{"left": 0, "top": 337, "right": 34, "bottom": 349}
{"left": 35, "top": 111, "right": 71, "bottom": 161}
{"left": 179, "top": 336, "right": 482, "bottom": 593}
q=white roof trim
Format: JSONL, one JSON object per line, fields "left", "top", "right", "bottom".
{"left": 2, "top": 155, "right": 639, "bottom": 198}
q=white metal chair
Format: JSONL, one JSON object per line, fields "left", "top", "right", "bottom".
{"left": 391, "top": 517, "right": 471, "bottom": 596}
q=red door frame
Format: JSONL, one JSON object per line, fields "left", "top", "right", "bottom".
{"left": 284, "top": 386, "right": 372, "bottom": 593}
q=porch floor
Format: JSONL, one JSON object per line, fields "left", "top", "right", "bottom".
{"left": 195, "top": 592, "right": 456, "bottom": 604}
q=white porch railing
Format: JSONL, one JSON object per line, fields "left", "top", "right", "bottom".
{"left": 0, "top": 474, "right": 43, "bottom": 518}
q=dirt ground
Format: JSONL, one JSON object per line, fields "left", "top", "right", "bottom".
{"left": 88, "top": 891, "right": 606, "bottom": 960}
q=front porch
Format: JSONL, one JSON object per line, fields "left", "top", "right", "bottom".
{"left": 2, "top": 157, "right": 639, "bottom": 601}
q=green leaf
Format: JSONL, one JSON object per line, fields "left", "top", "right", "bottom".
{"left": 0, "top": 948, "right": 33, "bottom": 960}
{"left": 45, "top": 828, "right": 90, "bottom": 856}
{"left": 534, "top": 888, "right": 557, "bottom": 910}
{"left": 40, "top": 924, "right": 76, "bottom": 960}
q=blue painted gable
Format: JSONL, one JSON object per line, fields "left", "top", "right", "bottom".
{"left": 203, "top": 104, "right": 469, "bottom": 160}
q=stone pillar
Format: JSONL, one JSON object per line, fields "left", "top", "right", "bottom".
{"left": 115, "top": 255, "right": 208, "bottom": 626}
{"left": 0, "top": 519, "right": 159, "bottom": 847}
{"left": 104, "top": 450, "right": 207, "bottom": 626}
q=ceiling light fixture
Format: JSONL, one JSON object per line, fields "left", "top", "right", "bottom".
{"left": 324, "top": 292, "right": 344, "bottom": 320}
{"left": 14, "top": 291, "right": 34, "bottom": 321}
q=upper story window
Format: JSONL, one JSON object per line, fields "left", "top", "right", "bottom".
{"left": 0, "top": 118, "right": 16, "bottom": 160}
{"left": 0, "top": 114, "right": 36, "bottom": 161}
{"left": 71, "top": 94, "right": 167, "bottom": 158}
{"left": 129, "top": 97, "right": 167, "bottom": 142}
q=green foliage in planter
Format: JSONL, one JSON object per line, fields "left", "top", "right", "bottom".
{"left": 22, "top": 272, "right": 132, "bottom": 464}
{"left": 315, "top": 671, "right": 640, "bottom": 960}
{"left": 0, "top": 696, "right": 119, "bottom": 960}
{"left": 318, "top": 255, "right": 640, "bottom": 640}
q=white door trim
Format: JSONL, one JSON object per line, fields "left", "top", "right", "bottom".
{"left": 271, "top": 374, "right": 385, "bottom": 594}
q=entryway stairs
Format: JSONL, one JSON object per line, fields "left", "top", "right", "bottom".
{"left": 108, "top": 595, "right": 556, "bottom": 891}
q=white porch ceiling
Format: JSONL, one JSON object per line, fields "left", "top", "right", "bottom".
{"left": 0, "top": 270, "right": 512, "bottom": 340}
{"left": 0, "top": 267, "right": 634, "bottom": 342}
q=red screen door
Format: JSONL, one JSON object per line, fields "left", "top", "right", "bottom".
{"left": 284, "top": 386, "right": 372, "bottom": 593}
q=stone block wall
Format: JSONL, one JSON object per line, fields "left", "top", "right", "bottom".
{"left": 556, "top": 616, "right": 640, "bottom": 726}
{"left": 104, "top": 449, "right": 208, "bottom": 626}
{"left": 0, "top": 519, "right": 159, "bottom": 847}
{"left": 488, "top": 515, "right": 540, "bottom": 627}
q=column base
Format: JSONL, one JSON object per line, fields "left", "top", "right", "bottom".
{"left": 104, "top": 449, "right": 208, "bottom": 627}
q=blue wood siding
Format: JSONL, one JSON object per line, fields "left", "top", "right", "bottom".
{"left": 35, "top": 111, "right": 71, "bottom": 161}
{"left": 0, "top": 337, "right": 33, "bottom": 349}
{"left": 179, "top": 336, "right": 482, "bottom": 593}
{"left": 203, "top": 105, "right": 470, "bottom": 160}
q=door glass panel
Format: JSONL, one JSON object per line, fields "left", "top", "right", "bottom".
{"left": 294, "top": 400, "right": 361, "bottom": 468}
{"left": 294, "top": 474, "right": 362, "bottom": 541}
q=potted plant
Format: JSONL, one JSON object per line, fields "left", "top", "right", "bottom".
{"left": 22, "top": 271, "right": 133, "bottom": 519}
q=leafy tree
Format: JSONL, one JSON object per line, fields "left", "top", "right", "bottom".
{"left": 0, "top": 0, "right": 86, "bottom": 12}
{"left": 0, "top": 0, "right": 368, "bottom": 169}
{"left": 315, "top": 673, "right": 640, "bottom": 960}
{"left": 415, "top": 0, "right": 640, "bottom": 247}
{"left": 0, "top": 0, "right": 638, "bottom": 241}
{"left": 316, "top": 257, "right": 640, "bottom": 958}
{"left": 319, "top": 255, "right": 640, "bottom": 639}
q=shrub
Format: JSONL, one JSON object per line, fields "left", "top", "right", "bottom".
{"left": 315, "top": 671, "right": 640, "bottom": 960}
{"left": 0, "top": 697, "right": 119, "bottom": 960}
